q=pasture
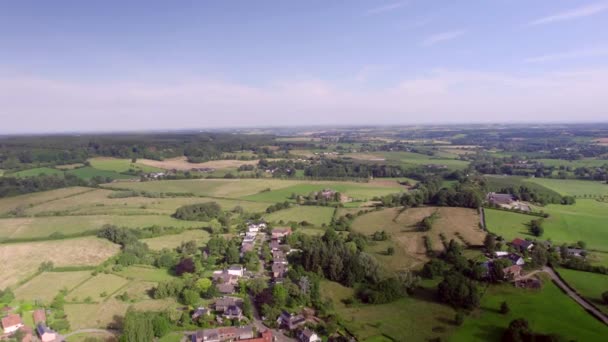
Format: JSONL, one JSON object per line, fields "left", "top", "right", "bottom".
{"left": 368, "top": 151, "right": 470, "bottom": 169}
{"left": 524, "top": 178, "right": 608, "bottom": 197}
{"left": 65, "top": 166, "right": 136, "bottom": 180}
{"left": 264, "top": 206, "right": 335, "bottom": 226}
{"left": 242, "top": 182, "right": 405, "bottom": 202}
{"left": 0, "top": 215, "right": 204, "bottom": 240}
{"left": 14, "top": 271, "right": 93, "bottom": 303}
{"left": 452, "top": 276, "right": 608, "bottom": 341}
{"left": 10, "top": 167, "right": 64, "bottom": 177}
{"left": 534, "top": 158, "right": 608, "bottom": 169}
{"left": 0, "top": 187, "right": 93, "bottom": 215}
{"left": 0, "top": 236, "right": 119, "bottom": 289}
{"left": 555, "top": 267, "right": 608, "bottom": 314}
{"left": 114, "top": 265, "right": 175, "bottom": 282}
{"left": 137, "top": 156, "right": 259, "bottom": 171}
{"left": 485, "top": 200, "right": 608, "bottom": 252}
{"left": 351, "top": 207, "right": 484, "bottom": 271}
{"left": 89, "top": 157, "right": 163, "bottom": 173}
{"left": 67, "top": 273, "right": 129, "bottom": 302}
{"left": 141, "top": 229, "right": 210, "bottom": 251}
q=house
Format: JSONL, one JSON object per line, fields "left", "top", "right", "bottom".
{"left": 277, "top": 311, "right": 306, "bottom": 330}
{"left": 192, "top": 307, "right": 210, "bottom": 320}
{"left": 272, "top": 250, "right": 287, "bottom": 264}
{"left": 502, "top": 265, "right": 523, "bottom": 280}
{"left": 213, "top": 271, "right": 240, "bottom": 285}
{"left": 33, "top": 309, "right": 46, "bottom": 324}
{"left": 494, "top": 251, "right": 509, "bottom": 257}
{"left": 228, "top": 265, "right": 245, "bottom": 277}
{"left": 36, "top": 323, "right": 59, "bottom": 342}
{"left": 190, "top": 326, "right": 268, "bottom": 342}
{"left": 270, "top": 240, "right": 281, "bottom": 251}
{"left": 511, "top": 238, "right": 533, "bottom": 252}
{"left": 272, "top": 263, "right": 287, "bottom": 279}
{"left": 503, "top": 253, "right": 525, "bottom": 266}
{"left": 243, "top": 232, "right": 257, "bottom": 243}
{"left": 487, "top": 192, "right": 515, "bottom": 206}
{"left": 217, "top": 280, "right": 235, "bottom": 293}
{"left": 567, "top": 248, "right": 585, "bottom": 257}
{"left": 215, "top": 297, "right": 240, "bottom": 312}
{"left": 272, "top": 228, "right": 292, "bottom": 241}
{"left": 298, "top": 329, "right": 321, "bottom": 342}
{"left": 223, "top": 305, "right": 243, "bottom": 320}
{"left": 19, "top": 326, "right": 33, "bottom": 342}
{"left": 241, "top": 242, "right": 255, "bottom": 254}
{"left": 2, "top": 313, "right": 24, "bottom": 334}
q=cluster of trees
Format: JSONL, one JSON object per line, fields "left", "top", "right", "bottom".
{"left": 173, "top": 202, "right": 224, "bottom": 221}
{"left": 529, "top": 219, "right": 544, "bottom": 237}
{"left": 418, "top": 211, "right": 439, "bottom": 232}
{"left": 121, "top": 309, "right": 173, "bottom": 342}
{"left": 0, "top": 174, "right": 87, "bottom": 198}
{"left": 379, "top": 177, "right": 484, "bottom": 209}
{"left": 303, "top": 159, "right": 408, "bottom": 178}
{"left": 266, "top": 201, "right": 292, "bottom": 213}
{"left": 502, "top": 318, "right": 565, "bottom": 342}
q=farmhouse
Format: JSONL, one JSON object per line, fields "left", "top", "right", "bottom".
{"left": 502, "top": 265, "right": 523, "bottom": 280}
{"left": 272, "top": 228, "right": 292, "bottom": 241}
{"left": 36, "top": 323, "right": 59, "bottom": 342}
{"left": 277, "top": 311, "right": 306, "bottom": 330}
{"left": 192, "top": 307, "right": 210, "bottom": 320}
{"left": 487, "top": 192, "right": 515, "bottom": 206}
{"left": 566, "top": 248, "right": 586, "bottom": 257}
{"left": 190, "top": 327, "right": 271, "bottom": 342}
{"left": 511, "top": 238, "right": 533, "bottom": 252}
{"left": 1, "top": 313, "right": 23, "bottom": 334}
{"left": 298, "top": 329, "right": 321, "bottom": 342}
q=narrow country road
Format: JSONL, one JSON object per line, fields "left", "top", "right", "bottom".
{"left": 540, "top": 266, "right": 608, "bottom": 325}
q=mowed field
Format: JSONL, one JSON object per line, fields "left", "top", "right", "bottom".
{"left": 321, "top": 280, "right": 458, "bottom": 341}
{"left": 67, "top": 273, "right": 129, "bottom": 302}
{"left": 348, "top": 151, "right": 470, "bottom": 170}
{"left": 0, "top": 187, "right": 94, "bottom": 215}
{"left": 352, "top": 207, "right": 484, "bottom": 271}
{"left": 137, "top": 156, "right": 260, "bottom": 171}
{"left": 14, "top": 271, "right": 93, "bottom": 303}
{"left": 0, "top": 236, "right": 119, "bottom": 289}
{"left": 555, "top": 267, "right": 608, "bottom": 315}
{"left": 452, "top": 275, "right": 608, "bottom": 341}
{"left": 89, "top": 157, "right": 164, "bottom": 173}
{"left": 524, "top": 178, "right": 608, "bottom": 197}
{"left": 485, "top": 200, "right": 608, "bottom": 252}
{"left": 264, "top": 206, "right": 334, "bottom": 226}
{"left": 141, "top": 229, "right": 210, "bottom": 251}
{"left": 10, "top": 167, "right": 64, "bottom": 177}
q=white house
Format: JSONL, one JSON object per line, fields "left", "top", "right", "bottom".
{"left": 1, "top": 314, "right": 24, "bottom": 334}
{"left": 298, "top": 329, "right": 321, "bottom": 342}
{"left": 227, "top": 265, "right": 244, "bottom": 277}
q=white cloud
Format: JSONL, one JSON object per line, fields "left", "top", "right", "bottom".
{"left": 421, "top": 30, "right": 466, "bottom": 46}
{"left": 364, "top": 2, "right": 408, "bottom": 16}
{"left": 525, "top": 47, "right": 608, "bottom": 63}
{"left": 529, "top": 2, "right": 608, "bottom": 26}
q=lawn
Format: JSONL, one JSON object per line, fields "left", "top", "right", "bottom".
{"left": 67, "top": 273, "right": 129, "bottom": 302}
{"left": 524, "top": 178, "right": 608, "bottom": 197}
{"left": 141, "top": 229, "right": 210, "bottom": 251}
{"left": 265, "top": 206, "right": 335, "bottom": 226}
{"left": 351, "top": 207, "right": 484, "bottom": 272}
{"left": 452, "top": 276, "right": 608, "bottom": 341}
{"left": 485, "top": 200, "right": 608, "bottom": 252}
{"left": 555, "top": 267, "right": 608, "bottom": 314}
{"left": 89, "top": 157, "right": 164, "bottom": 173}
{"left": 0, "top": 236, "right": 119, "bottom": 289}
{"left": 66, "top": 167, "right": 136, "bottom": 180}
{"left": 14, "top": 271, "right": 93, "bottom": 304}
{"left": 0, "top": 214, "right": 205, "bottom": 239}
{"left": 322, "top": 280, "right": 458, "bottom": 341}
{"left": 10, "top": 167, "right": 64, "bottom": 178}
{"left": 0, "top": 187, "right": 93, "bottom": 215}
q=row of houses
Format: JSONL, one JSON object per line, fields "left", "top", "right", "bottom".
{"left": 190, "top": 325, "right": 271, "bottom": 342}
{"left": 1, "top": 309, "right": 61, "bottom": 342}
{"left": 271, "top": 228, "right": 292, "bottom": 281}
{"left": 241, "top": 222, "right": 267, "bottom": 255}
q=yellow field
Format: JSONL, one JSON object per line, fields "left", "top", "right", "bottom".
{"left": 352, "top": 207, "right": 484, "bottom": 271}
{"left": 0, "top": 237, "right": 119, "bottom": 289}
{"left": 67, "top": 273, "right": 130, "bottom": 302}
{"left": 0, "top": 187, "right": 94, "bottom": 215}
{"left": 14, "top": 271, "right": 93, "bottom": 303}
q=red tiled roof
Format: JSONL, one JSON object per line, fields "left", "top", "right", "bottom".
{"left": 33, "top": 309, "right": 46, "bottom": 324}
{"left": 1, "top": 313, "right": 23, "bottom": 328}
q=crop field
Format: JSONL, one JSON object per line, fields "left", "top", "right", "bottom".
{"left": 534, "top": 158, "right": 608, "bottom": 168}
{"left": 10, "top": 167, "right": 64, "bottom": 177}
{"left": 555, "top": 267, "right": 608, "bottom": 314}
{"left": 114, "top": 266, "right": 175, "bottom": 282}
{"left": 65, "top": 166, "right": 136, "bottom": 180}
{"left": 322, "top": 280, "right": 458, "bottom": 341}
{"left": 137, "top": 156, "right": 260, "bottom": 171}
{"left": 264, "top": 206, "right": 335, "bottom": 226}
{"left": 89, "top": 157, "right": 164, "bottom": 173}
{"left": 243, "top": 182, "right": 405, "bottom": 202}
{"left": 484, "top": 175, "right": 562, "bottom": 200}
{"left": 0, "top": 236, "right": 119, "bottom": 289}
{"left": 452, "top": 276, "right": 608, "bottom": 341}
{"left": 371, "top": 151, "right": 470, "bottom": 169}
{"left": 0, "top": 215, "right": 204, "bottom": 240}
{"left": 67, "top": 273, "right": 130, "bottom": 302}
{"left": 524, "top": 178, "right": 608, "bottom": 197}
{"left": 352, "top": 207, "right": 484, "bottom": 271}
{"left": 14, "top": 271, "right": 93, "bottom": 303}
{"left": 141, "top": 229, "right": 210, "bottom": 251}
{"left": 485, "top": 200, "right": 608, "bottom": 252}
{"left": 0, "top": 186, "right": 94, "bottom": 215}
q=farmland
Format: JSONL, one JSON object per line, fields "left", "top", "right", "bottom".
{"left": 10, "top": 167, "right": 64, "bottom": 177}
{"left": 452, "top": 275, "right": 608, "bottom": 341}
{"left": 137, "top": 156, "right": 260, "bottom": 171}
{"left": 264, "top": 206, "right": 335, "bottom": 226}
{"left": 65, "top": 166, "right": 136, "bottom": 180}
{"left": 351, "top": 207, "right": 484, "bottom": 271}
{"left": 485, "top": 200, "right": 608, "bottom": 252}
{"left": 89, "top": 157, "right": 164, "bottom": 173}
{"left": 555, "top": 267, "right": 608, "bottom": 314}
{"left": 14, "top": 271, "right": 93, "bottom": 303}
{"left": 0, "top": 236, "right": 119, "bottom": 289}
{"left": 524, "top": 178, "right": 608, "bottom": 197}
{"left": 0, "top": 186, "right": 94, "bottom": 215}
{"left": 67, "top": 273, "right": 130, "bottom": 302}
{"left": 141, "top": 229, "right": 210, "bottom": 251}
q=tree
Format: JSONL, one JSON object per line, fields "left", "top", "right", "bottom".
{"left": 272, "top": 284, "right": 288, "bottom": 307}
{"left": 151, "top": 314, "right": 171, "bottom": 338}
{"left": 437, "top": 271, "right": 480, "bottom": 309}
{"left": 196, "top": 278, "right": 212, "bottom": 293}
{"left": 500, "top": 301, "right": 510, "bottom": 314}
{"left": 531, "top": 246, "right": 548, "bottom": 268}
{"left": 182, "top": 289, "right": 200, "bottom": 306}
{"left": 387, "top": 247, "right": 395, "bottom": 255}
{"left": 454, "top": 311, "right": 464, "bottom": 326}
{"left": 529, "top": 219, "right": 544, "bottom": 237}
{"left": 502, "top": 319, "right": 531, "bottom": 342}
{"left": 175, "top": 258, "right": 196, "bottom": 276}
{"left": 121, "top": 310, "right": 154, "bottom": 342}
{"left": 248, "top": 278, "right": 268, "bottom": 296}
{"left": 225, "top": 244, "right": 240, "bottom": 264}
{"left": 484, "top": 234, "right": 496, "bottom": 253}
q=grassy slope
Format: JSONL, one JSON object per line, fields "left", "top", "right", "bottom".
{"left": 524, "top": 178, "right": 608, "bottom": 197}
{"left": 14, "top": 271, "right": 93, "bottom": 303}
{"left": 141, "top": 229, "right": 210, "bottom": 251}
{"left": 452, "top": 277, "right": 608, "bottom": 341}
{"left": 243, "top": 183, "right": 404, "bottom": 202}
{"left": 89, "top": 157, "right": 163, "bottom": 173}
{"left": 264, "top": 206, "right": 335, "bottom": 226}
{"left": 66, "top": 166, "right": 136, "bottom": 180}
{"left": 555, "top": 267, "right": 608, "bottom": 314}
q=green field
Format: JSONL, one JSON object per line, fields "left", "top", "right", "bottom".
{"left": 321, "top": 280, "right": 458, "bottom": 341}
{"left": 524, "top": 178, "right": 608, "bottom": 197}
{"left": 0, "top": 187, "right": 94, "bottom": 215}
{"left": 114, "top": 266, "right": 176, "bottom": 282}
{"left": 0, "top": 214, "right": 205, "bottom": 239}
{"left": 485, "top": 200, "right": 608, "bottom": 252}
{"left": 452, "top": 276, "right": 608, "bottom": 341}
{"left": 243, "top": 182, "right": 403, "bottom": 202}
{"left": 67, "top": 273, "right": 129, "bottom": 302}
{"left": 14, "top": 271, "right": 93, "bottom": 303}
{"left": 89, "top": 157, "right": 164, "bottom": 173}
{"left": 264, "top": 206, "right": 335, "bottom": 226}
{"left": 535, "top": 158, "right": 608, "bottom": 169}
{"left": 555, "top": 267, "right": 608, "bottom": 314}
{"left": 10, "top": 167, "right": 64, "bottom": 177}
{"left": 66, "top": 166, "right": 136, "bottom": 180}
{"left": 141, "top": 229, "right": 210, "bottom": 251}
{"left": 375, "top": 151, "right": 470, "bottom": 169}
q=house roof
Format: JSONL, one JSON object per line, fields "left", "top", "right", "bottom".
{"left": 502, "top": 265, "right": 522, "bottom": 274}
{"left": 272, "top": 263, "right": 286, "bottom": 273}
{"left": 2, "top": 314, "right": 23, "bottom": 328}
{"left": 217, "top": 283, "right": 236, "bottom": 294}
{"left": 228, "top": 265, "right": 244, "bottom": 271}
{"left": 511, "top": 238, "right": 532, "bottom": 248}
{"left": 36, "top": 323, "right": 56, "bottom": 336}
{"left": 487, "top": 193, "right": 515, "bottom": 205}
{"left": 506, "top": 253, "right": 524, "bottom": 264}
{"left": 32, "top": 309, "right": 46, "bottom": 324}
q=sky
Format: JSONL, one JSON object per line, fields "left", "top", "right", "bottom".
{"left": 1, "top": 0, "right": 608, "bottom": 133}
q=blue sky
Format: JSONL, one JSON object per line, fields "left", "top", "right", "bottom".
{"left": 1, "top": 0, "right": 608, "bottom": 133}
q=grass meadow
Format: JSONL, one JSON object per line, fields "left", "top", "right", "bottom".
{"left": 141, "top": 229, "right": 210, "bottom": 251}
{"left": 0, "top": 187, "right": 93, "bottom": 215}
{"left": 10, "top": 167, "right": 64, "bottom": 177}
{"left": 65, "top": 166, "right": 136, "bottom": 180}
{"left": 264, "top": 206, "right": 335, "bottom": 226}
{"left": 89, "top": 157, "right": 164, "bottom": 173}
{"left": 67, "top": 273, "right": 130, "bottom": 302}
{"left": 451, "top": 275, "right": 608, "bottom": 341}
{"left": 555, "top": 267, "right": 608, "bottom": 314}
{"left": 14, "top": 271, "right": 93, "bottom": 303}
{"left": 524, "top": 178, "right": 608, "bottom": 197}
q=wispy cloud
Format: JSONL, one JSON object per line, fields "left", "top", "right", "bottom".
{"left": 422, "top": 30, "right": 466, "bottom": 46}
{"left": 364, "top": 2, "right": 408, "bottom": 16}
{"left": 525, "top": 47, "right": 608, "bottom": 63}
{"left": 529, "top": 2, "right": 608, "bottom": 26}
